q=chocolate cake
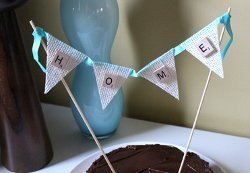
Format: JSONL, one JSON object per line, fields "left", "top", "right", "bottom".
{"left": 87, "top": 144, "right": 214, "bottom": 173}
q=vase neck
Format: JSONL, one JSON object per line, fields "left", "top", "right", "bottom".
{"left": 76, "top": 32, "right": 112, "bottom": 63}
{"left": 60, "top": 0, "right": 119, "bottom": 63}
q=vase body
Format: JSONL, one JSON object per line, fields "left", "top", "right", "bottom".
{"left": 60, "top": 0, "right": 123, "bottom": 138}
{"left": 0, "top": 10, "right": 53, "bottom": 172}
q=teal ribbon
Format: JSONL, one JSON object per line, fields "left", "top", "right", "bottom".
{"left": 129, "top": 70, "right": 139, "bottom": 77}
{"left": 173, "top": 45, "right": 185, "bottom": 57}
{"left": 32, "top": 27, "right": 47, "bottom": 73}
{"left": 84, "top": 57, "right": 94, "bottom": 66}
{"left": 220, "top": 12, "right": 233, "bottom": 60}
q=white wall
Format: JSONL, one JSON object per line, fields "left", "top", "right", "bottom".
{"left": 16, "top": 0, "right": 250, "bottom": 137}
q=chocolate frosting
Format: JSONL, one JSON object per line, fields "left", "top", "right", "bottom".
{"left": 87, "top": 144, "right": 214, "bottom": 173}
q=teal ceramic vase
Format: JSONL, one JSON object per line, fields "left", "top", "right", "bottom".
{"left": 60, "top": 0, "right": 123, "bottom": 139}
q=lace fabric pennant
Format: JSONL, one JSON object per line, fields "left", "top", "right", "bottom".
{"left": 180, "top": 21, "right": 224, "bottom": 78}
{"left": 93, "top": 62, "right": 133, "bottom": 109}
{"left": 138, "top": 49, "right": 179, "bottom": 99}
{"left": 45, "top": 33, "right": 87, "bottom": 94}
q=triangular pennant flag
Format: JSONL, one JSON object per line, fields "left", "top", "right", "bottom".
{"left": 138, "top": 49, "right": 179, "bottom": 99}
{"left": 180, "top": 21, "right": 224, "bottom": 78}
{"left": 93, "top": 62, "right": 133, "bottom": 109}
{"left": 45, "top": 33, "right": 87, "bottom": 93}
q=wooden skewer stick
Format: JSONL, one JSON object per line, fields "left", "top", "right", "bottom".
{"left": 178, "top": 7, "right": 231, "bottom": 173}
{"left": 29, "top": 20, "right": 117, "bottom": 173}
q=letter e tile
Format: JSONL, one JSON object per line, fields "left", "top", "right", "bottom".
{"left": 195, "top": 37, "right": 217, "bottom": 58}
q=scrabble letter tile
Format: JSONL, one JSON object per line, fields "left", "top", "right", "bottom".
{"left": 102, "top": 73, "right": 118, "bottom": 89}
{"left": 195, "top": 37, "right": 217, "bottom": 58}
{"left": 51, "top": 51, "right": 70, "bottom": 69}
{"left": 153, "top": 66, "right": 172, "bottom": 83}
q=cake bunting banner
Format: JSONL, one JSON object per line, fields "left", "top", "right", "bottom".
{"left": 93, "top": 62, "right": 133, "bottom": 109}
{"left": 31, "top": 11, "right": 233, "bottom": 109}
{"left": 137, "top": 49, "right": 179, "bottom": 99}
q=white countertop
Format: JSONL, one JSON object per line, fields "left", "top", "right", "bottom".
{"left": 1, "top": 103, "right": 250, "bottom": 173}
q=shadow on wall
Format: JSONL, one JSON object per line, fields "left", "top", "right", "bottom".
{"left": 125, "top": 0, "right": 188, "bottom": 126}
